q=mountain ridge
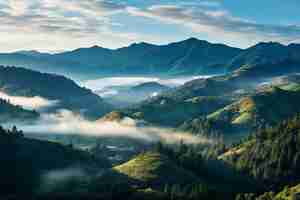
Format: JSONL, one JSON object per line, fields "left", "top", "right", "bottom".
{"left": 0, "top": 38, "right": 243, "bottom": 78}
{"left": 1, "top": 38, "right": 299, "bottom": 79}
{"left": 0, "top": 65, "right": 112, "bottom": 118}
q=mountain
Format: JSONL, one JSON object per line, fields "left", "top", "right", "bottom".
{"left": 131, "top": 82, "right": 170, "bottom": 92}
{"left": 110, "top": 75, "right": 239, "bottom": 128}
{"left": 53, "top": 38, "right": 242, "bottom": 76}
{"left": 103, "top": 82, "right": 170, "bottom": 108}
{"left": 226, "top": 42, "right": 300, "bottom": 79}
{"left": 99, "top": 152, "right": 201, "bottom": 189}
{"left": 89, "top": 147, "right": 259, "bottom": 200}
{"left": 210, "top": 87, "right": 300, "bottom": 126}
{"left": 120, "top": 95, "right": 230, "bottom": 127}
{"left": 14, "top": 50, "right": 52, "bottom": 58}
{"left": 0, "top": 38, "right": 242, "bottom": 78}
{"left": 227, "top": 42, "right": 300, "bottom": 71}
{"left": 0, "top": 66, "right": 112, "bottom": 118}
{"left": 219, "top": 114, "right": 300, "bottom": 189}
{"left": 1, "top": 40, "right": 299, "bottom": 80}
{"left": 121, "top": 73, "right": 300, "bottom": 142}
{"left": 180, "top": 87, "right": 300, "bottom": 141}
{"left": 0, "top": 98, "right": 39, "bottom": 123}
{"left": 228, "top": 42, "right": 286, "bottom": 70}
{"left": 163, "top": 77, "right": 238, "bottom": 101}
{"left": 106, "top": 76, "right": 245, "bottom": 128}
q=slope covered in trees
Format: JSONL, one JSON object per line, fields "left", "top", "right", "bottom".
{"left": 220, "top": 114, "right": 300, "bottom": 190}
{"left": 119, "top": 96, "right": 230, "bottom": 127}
{"left": 180, "top": 87, "right": 300, "bottom": 138}
{"left": 102, "top": 152, "right": 201, "bottom": 188}
{"left": 0, "top": 126, "right": 110, "bottom": 199}
{"left": 0, "top": 66, "right": 112, "bottom": 118}
{"left": 227, "top": 42, "right": 300, "bottom": 72}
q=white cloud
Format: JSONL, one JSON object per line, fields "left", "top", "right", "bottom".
{"left": 0, "top": 0, "right": 299, "bottom": 51}
{"left": 81, "top": 75, "right": 214, "bottom": 97}
{"left": 0, "top": 91, "right": 59, "bottom": 110}
{"left": 127, "top": 4, "right": 300, "bottom": 47}
{"left": 8, "top": 0, "right": 28, "bottom": 16}
{"left": 0, "top": 0, "right": 145, "bottom": 52}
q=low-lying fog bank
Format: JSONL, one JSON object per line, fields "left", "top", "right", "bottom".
{"left": 0, "top": 91, "right": 59, "bottom": 111}
{"left": 8, "top": 109, "right": 212, "bottom": 146}
{"left": 80, "top": 75, "right": 216, "bottom": 97}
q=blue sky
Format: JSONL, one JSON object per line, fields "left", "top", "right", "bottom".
{"left": 0, "top": 0, "right": 299, "bottom": 52}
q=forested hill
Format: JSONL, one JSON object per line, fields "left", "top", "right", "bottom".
{"left": 220, "top": 114, "right": 300, "bottom": 190}
{"left": 0, "top": 66, "right": 112, "bottom": 118}
{"left": 0, "top": 126, "right": 110, "bottom": 198}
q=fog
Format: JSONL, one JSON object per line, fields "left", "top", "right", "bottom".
{"left": 81, "top": 75, "right": 214, "bottom": 97}
{"left": 39, "top": 167, "right": 90, "bottom": 194}
{"left": 0, "top": 87, "right": 212, "bottom": 145}
{"left": 0, "top": 91, "right": 59, "bottom": 111}
{"left": 16, "top": 109, "right": 212, "bottom": 145}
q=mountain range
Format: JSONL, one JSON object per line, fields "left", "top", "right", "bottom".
{"left": 2, "top": 38, "right": 300, "bottom": 200}
{"left": 1, "top": 38, "right": 299, "bottom": 80}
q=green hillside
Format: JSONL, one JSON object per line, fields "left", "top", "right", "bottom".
{"left": 0, "top": 66, "right": 112, "bottom": 118}
{"left": 212, "top": 87, "right": 300, "bottom": 124}
{"left": 274, "top": 184, "right": 300, "bottom": 200}
{"left": 122, "top": 96, "right": 230, "bottom": 127}
{"left": 219, "top": 114, "right": 300, "bottom": 189}
{"left": 227, "top": 42, "right": 300, "bottom": 73}
{"left": 100, "top": 152, "right": 200, "bottom": 189}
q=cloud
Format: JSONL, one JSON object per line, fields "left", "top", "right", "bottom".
{"left": 176, "top": 0, "right": 222, "bottom": 8}
{"left": 0, "top": 0, "right": 146, "bottom": 51}
{"left": 0, "top": 0, "right": 125, "bottom": 33}
{"left": 39, "top": 167, "right": 89, "bottom": 194}
{"left": 81, "top": 75, "right": 214, "bottom": 93}
{"left": 127, "top": 4, "right": 300, "bottom": 46}
{"left": 0, "top": 91, "right": 59, "bottom": 111}
{"left": 0, "top": 0, "right": 299, "bottom": 51}
{"left": 17, "top": 109, "right": 212, "bottom": 145}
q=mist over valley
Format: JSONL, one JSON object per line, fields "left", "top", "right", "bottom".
{"left": 1, "top": 1, "right": 300, "bottom": 198}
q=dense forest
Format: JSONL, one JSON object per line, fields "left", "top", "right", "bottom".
{"left": 0, "top": 125, "right": 110, "bottom": 199}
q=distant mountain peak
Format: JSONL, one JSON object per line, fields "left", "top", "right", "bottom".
{"left": 16, "top": 50, "right": 40, "bottom": 54}
{"left": 181, "top": 37, "right": 209, "bottom": 45}
{"left": 288, "top": 43, "right": 300, "bottom": 49}
{"left": 253, "top": 41, "right": 285, "bottom": 48}
{"left": 185, "top": 37, "right": 200, "bottom": 42}
{"left": 128, "top": 41, "right": 156, "bottom": 48}
{"left": 90, "top": 45, "right": 102, "bottom": 49}
{"left": 14, "top": 50, "right": 51, "bottom": 57}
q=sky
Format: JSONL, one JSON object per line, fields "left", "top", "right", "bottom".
{"left": 0, "top": 0, "right": 299, "bottom": 52}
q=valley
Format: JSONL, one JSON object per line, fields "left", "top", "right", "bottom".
{"left": 1, "top": 38, "right": 300, "bottom": 200}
